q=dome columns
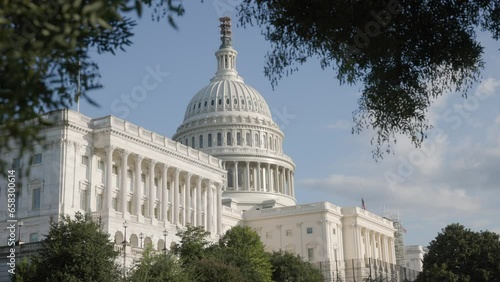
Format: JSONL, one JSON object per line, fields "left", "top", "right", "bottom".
{"left": 223, "top": 160, "right": 294, "bottom": 197}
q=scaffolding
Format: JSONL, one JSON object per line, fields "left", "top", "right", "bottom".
{"left": 384, "top": 210, "right": 406, "bottom": 279}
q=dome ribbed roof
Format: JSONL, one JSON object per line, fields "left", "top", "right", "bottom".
{"left": 183, "top": 79, "right": 272, "bottom": 121}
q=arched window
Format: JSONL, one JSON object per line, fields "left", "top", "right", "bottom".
{"left": 255, "top": 134, "right": 260, "bottom": 147}
{"left": 237, "top": 132, "right": 241, "bottom": 145}
{"left": 199, "top": 135, "right": 204, "bottom": 149}
{"left": 218, "top": 99, "right": 222, "bottom": 105}
{"left": 227, "top": 132, "right": 232, "bottom": 146}
{"left": 198, "top": 102, "right": 201, "bottom": 108}
{"left": 246, "top": 132, "right": 251, "bottom": 146}
{"left": 234, "top": 98, "right": 238, "bottom": 104}
{"left": 191, "top": 136, "right": 195, "bottom": 149}
{"left": 204, "top": 101, "right": 207, "bottom": 107}
{"left": 211, "top": 100, "right": 215, "bottom": 106}
{"left": 208, "top": 133, "right": 213, "bottom": 147}
{"left": 269, "top": 137, "right": 273, "bottom": 150}
{"left": 263, "top": 134, "right": 267, "bottom": 148}
{"left": 226, "top": 98, "right": 230, "bottom": 105}
{"left": 217, "top": 133, "right": 222, "bottom": 146}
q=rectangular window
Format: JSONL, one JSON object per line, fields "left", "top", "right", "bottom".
{"left": 12, "top": 158, "right": 20, "bottom": 169}
{"left": 98, "top": 160, "right": 104, "bottom": 170}
{"left": 307, "top": 248, "right": 314, "bottom": 261}
{"left": 141, "top": 174, "right": 146, "bottom": 183}
{"left": 306, "top": 227, "right": 313, "bottom": 234}
{"left": 154, "top": 177, "right": 159, "bottom": 187}
{"left": 127, "top": 201, "right": 132, "bottom": 212}
{"left": 96, "top": 194, "right": 103, "bottom": 210}
{"left": 127, "top": 170, "right": 133, "bottom": 192}
{"left": 154, "top": 207, "right": 159, "bottom": 219}
{"left": 286, "top": 229, "right": 293, "bottom": 236}
{"left": 332, "top": 228, "right": 336, "bottom": 235}
{"left": 80, "top": 190, "right": 88, "bottom": 211}
{"left": 141, "top": 204, "right": 145, "bottom": 216}
{"left": 29, "top": 233, "right": 39, "bottom": 243}
{"left": 32, "top": 188, "right": 41, "bottom": 210}
{"left": 112, "top": 197, "right": 118, "bottom": 210}
{"left": 81, "top": 155, "right": 89, "bottom": 166}
{"left": 32, "top": 153, "right": 42, "bottom": 165}
{"left": 112, "top": 165, "right": 118, "bottom": 175}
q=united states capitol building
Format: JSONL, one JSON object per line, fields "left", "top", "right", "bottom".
{"left": 0, "top": 18, "right": 422, "bottom": 281}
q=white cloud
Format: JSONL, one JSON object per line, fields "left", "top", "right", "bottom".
{"left": 327, "top": 120, "right": 351, "bottom": 130}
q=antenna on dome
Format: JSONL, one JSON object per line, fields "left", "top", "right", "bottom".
{"left": 219, "top": 16, "right": 232, "bottom": 48}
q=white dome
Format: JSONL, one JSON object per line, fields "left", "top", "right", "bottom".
{"left": 183, "top": 79, "right": 272, "bottom": 122}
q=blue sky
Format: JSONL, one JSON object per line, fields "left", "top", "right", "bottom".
{"left": 79, "top": 2, "right": 500, "bottom": 246}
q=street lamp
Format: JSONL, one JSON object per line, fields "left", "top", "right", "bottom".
{"left": 17, "top": 221, "right": 24, "bottom": 258}
{"left": 122, "top": 221, "right": 128, "bottom": 282}
{"left": 162, "top": 230, "right": 168, "bottom": 254}
{"left": 139, "top": 232, "right": 144, "bottom": 248}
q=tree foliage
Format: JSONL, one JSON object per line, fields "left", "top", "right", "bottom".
{"left": 127, "top": 246, "right": 190, "bottom": 282}
{"left": 238, "top": 1, "right": 500, "bottom": 158}
{"left": 171, "top": 224, "right": 210, "bottom": 266}
{"left": 0, "top": 0, "right": 185, "bottom": 176}
{"left": 216, "top": 225, "right": 272, "bottom": 282}
{"left": 416, "top": 223, "right": 500, "bottom": 282}
{"left": 12, "top": 212, "right": 120, "bottom": 282}
{"left": 269, "top": 251, "right": 324, "bottom": 282}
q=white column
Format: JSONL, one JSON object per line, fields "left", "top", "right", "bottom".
{"left": 207, "top": 181, "right": 213, "bottom": 234}
{"left": 291, "top": 171, "right": 295, "bottom": 197}
{"left": 120, "top": 149, "right": 129, "bottom": 213}
{"left": 286, "top": 169, "right": 292, "bottom": 196}
{"left": 217, "top": 182, "right": 222, "bottom": 235}
{"left": 256, "top": 162, "right": 261, "bottom": 191}
{"left": 267, "top": 163, "right": 271, "bottom": 192}
{"left": 234, "top": 161, "right": 239, "bottom": 191}
{"left": 274, "top": 165, "right": 279, "bottom": 194}
{"left": 134, "top": 154, "right": 143, "bottom": 216}
{"left": 174, "top": 168, "right": 180, "bottom": 225}
{"left": 281, "top": 167, "right": 285, "bottom": 194}
{"left": 196, "top": 178, "right": 202, "bottom": 226}
{"left": 185, "top": 172, "right": 192, "bottom": 225}
{"left": 104, "top": 145, "right": 115, "bottom": 210}
{"left": 161, "top": 164, "right": 169, "bottom": 222}
{"left": 148, "top": 159, "right": 156, "bottom": 218}
{"left": 245, "top": 161, "right": 250, "bottom": 191}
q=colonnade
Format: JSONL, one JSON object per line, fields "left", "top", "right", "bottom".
{"left": 222, "top": 160, "right": 294, "bottom": 197}
{"left": 359, "top": 227, "right": 395, "bottom": 265}
{"left": 102, "top": 145, "right": 223, "bottom": 234}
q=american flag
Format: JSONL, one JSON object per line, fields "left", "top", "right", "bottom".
{"left": 361, "top": 198, "right": 366, "bottom": 210}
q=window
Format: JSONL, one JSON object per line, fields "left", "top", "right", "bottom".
{"left": 141, "top": 174, "right": 146, "bottom": 183}
{"left": 29, "top": 233, "right": 39, "bottom": 243}
{"left": 191, "top": 136, "right": 195, "bottom": 149}
{"left": 208, "top": 133, "right": 213, "bottom": 147}
{"left": 226, "top": 98, "right": 229, "bottom": 105}
{"left": 32, "top": 153, "right": 42, "bottom": 165}
{"left": 237, "top": 132, "right": 241, "bottom": 145}
{"left": 199, "top": 135, "right": 204, "bottom": 148}
{"left": 96, "top": 194, "right": 103, "bottom": 210}
{"left": 127, "top": 170, "right": 133, "bottom": 191}
{"left": 286, "top": 229, "right": 293, "bottom": 236}
{"left": 141, "top": 204, "right": 145, "bottom": 216}
{"left": 204, "top": 101, "right": 207, "bottom": 107}
{"left": 255, "top": 134, "right": 260, "bottom": 147}
{"left": 307, "top": 248, "right": 314, "bottom": 261}
{"left": 227, "top": 132, "right": 232, "bottom": 146}
{"left": 32, "top": 188, "right": 41, "bottom": 210}
{"left": 246, "top": 133, "right": 251, "bottom": 146}
{"left": 269, "top": 137, "right": 273, "bottom": 150}
{"left": 263, "top": 134, "right": 267, "bottom": 148}
{"left": 112, "top": 197, "right": 118, "bottom": 210}
{"left": 80, "top": 189, "right": 88, "bottom": 211}
{"left": 154, "top": 177, "right": 159, "bottom": 187}
{"left": 266, "top": 232, "right": 272, "bottom": 239}
{"left": 234, "top": 98, "right": 238, "bottom": 104}
{"left": 127, "top": 201, "right": 132, "bottom": 212}
{"left": 81, "top": 155, "right": 89, "bottom": 166}
{"left": 12, "top": 158, "right": 20, "bottom": 169}
{"left": 217, "top": 133, "right": 222, "bottom": 146}
{"left": 185, "top": 138, "right": 188, "bottom": 145}
{"left": 218, "top": 99, "right": 222, "bottom": 105}
{"left": 198, "top": 102, "right": 201, "bottom": 108}
{"left": 211, "top": 100, "right": 214, "bottom": 106}
{"left": 112, "top": 165, "right": 118, "bottom": 175}
{"left": 306, "top": 227, "right": 313, "bottom": 234}
{"left": 332, "top": 228, "right": 336, "bottom": 235}
{"left": 98, "top": 160, "right": 104, "bottom": 170}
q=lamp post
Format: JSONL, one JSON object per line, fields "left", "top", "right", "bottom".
{"left": 162, "top": 230, "right": 168, "bottom": 254}
{"left": 17, "top": 221, "right": 24, "bottom": 258}
{"left": 122, "top": 221, "right": 128, "bottom": 282}
{"left": 139, "top": 232, "right": 144, "bottom": 248}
